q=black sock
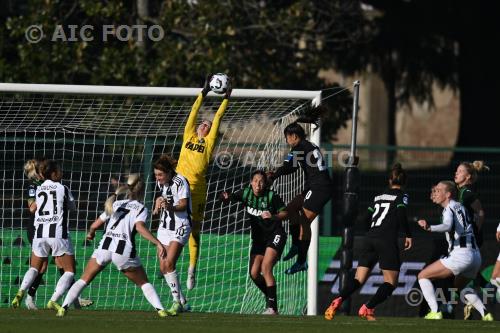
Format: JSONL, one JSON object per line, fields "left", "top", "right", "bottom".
{"left": 252, "top": 275, "right": 267, "bottom": 297}
{"left": 339, "top": 278, "right": 362, "bottom": 300}
{"left": 290, "top": 224, "right": 300, "bottom": 247}
{"left": 366, "top": 282, "right": 396, "bottom": 309}
{"left": 297, "top": 239, "right": 310, "bottom": 264}
{"left": 266, "top": 285, "right": 277, "bottom": 311}
{"left": 28, "top": 273, "right": 44, "bottom": 297}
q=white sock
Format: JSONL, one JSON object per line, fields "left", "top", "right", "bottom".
{"left": 419, "top": 278, "right": 438, "bottom": 312}
{"left": 464, "top": 292, "right": 486, "bottom": 317}
{"left": 491, "top": 277, "right": 500, "bottom": 289}
{"left": 62, "top": 279, "right": 87, "bottom": 308}
{"left": 141, "top": 283, "right": 164, "bottom": 310}
{"left": 50, "top": 272, "right": 75, "bottom": 302}
{"left": 164, "top": 271, "right": 181, "bottom": 303}
{"left": 188, "top": 266, "right": 195, "bottom": 275}
{"left": 20, "top": 267, "right": 39, "bottom": 291}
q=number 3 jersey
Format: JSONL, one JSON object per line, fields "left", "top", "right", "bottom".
{"left": 98, "top": 199, "right": 148, "bottom": 258}
{"left": 34, "top": 179, "right": 75, "bottom": 239}
{"left": 365, "top": 188, "right": 411, "bottom": 240}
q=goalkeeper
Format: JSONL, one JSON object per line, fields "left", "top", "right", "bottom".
{"left": 176, "top": 74, "right": 232, "bottom": 290}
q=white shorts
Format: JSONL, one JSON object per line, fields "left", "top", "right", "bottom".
{"left": 32, "top": 238, "right": 74, "bottom": 257}
{"left": 440, "top": 248, "right": 481, "bottom": 279}
{"left": 91, "top": 249, "right": 142, "bottom": 271}
{"left": 157, "top": 223, "right": 191, "bottom": 246}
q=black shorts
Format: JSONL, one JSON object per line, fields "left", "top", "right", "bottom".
{"left": 358, "top": 236, "right": 401, "bottom": 271}
{"left": 250, "top": 231, "right": 287, "bottom": 257}
{"left": 302, "top": 188, "right": 332, "bottom": 214}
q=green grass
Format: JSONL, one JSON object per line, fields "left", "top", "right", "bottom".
{"left": 0, "top": 309, "right": 498, "bottom": 333}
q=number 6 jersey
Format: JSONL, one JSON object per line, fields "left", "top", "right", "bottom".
{"left": 365, "top": 188, "right": 411, "bottom": 240}
{"left": 98, "top": 199, "right": 148, "bottom": 258}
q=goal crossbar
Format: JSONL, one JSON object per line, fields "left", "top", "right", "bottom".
{"left": 0, "top": 83, "right": 321, "bottom": 100}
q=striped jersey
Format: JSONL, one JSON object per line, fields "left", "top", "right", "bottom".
{"left": 430, "top": 199, "right": 476, "bottom": 252}
{"left": 34, "top": 179, "right": 74, "bottom": 239}
{"left": 98, "top": 199, "right": 148, "bottom": 258}
{"left": 157, "top": 174, "right": 192, "bottom": 232}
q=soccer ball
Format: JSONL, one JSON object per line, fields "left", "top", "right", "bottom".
{"left": 209, "top": 73, "right": 229, "bottom": 94}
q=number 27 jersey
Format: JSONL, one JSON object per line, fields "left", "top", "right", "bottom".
{"left": 365, "top": 188, "right": 410, "bottom": 240}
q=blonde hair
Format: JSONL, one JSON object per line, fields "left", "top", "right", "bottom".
{"left": 24, "top": 160, "right": 40, "bottom": 181}
{"left": 104, "top": 174, "right": 144, "bottom": 215}
{"left": 24, "top": 157, "right": 47, "bottom": 181}
{"left": 439, "top": 180, "right": 458, "bottom": 199}
{"left": 459, "top": 160, "right": 490, "bottom": 184}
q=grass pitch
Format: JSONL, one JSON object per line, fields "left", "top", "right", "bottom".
{"left": 0, "top": 309, "right": 498, "bottom": 333}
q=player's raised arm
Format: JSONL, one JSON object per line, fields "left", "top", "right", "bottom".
{"left": 206, "top": 77, "right": 231, "bottom": 142}
{"left": 184, "top": 74, "right": 212, "bottom": 139}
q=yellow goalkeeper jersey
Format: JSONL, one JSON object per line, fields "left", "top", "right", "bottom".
{"left": 176, "top": 93, "right": 228, "bottom": 187}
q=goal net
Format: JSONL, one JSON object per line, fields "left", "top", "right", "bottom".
{"left": 0, "top": 84, "right": 320, "bottom": 315}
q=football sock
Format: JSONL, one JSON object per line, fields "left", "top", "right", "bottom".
{"left": 51, "top": 272, "right": 75, "bottom": 302}
{"left": 464, "top": 292, "right": 486, "bottom": 317}
{"left": 20, "top": 267, "right": 39, "bottom": 292}
{"left": 266, "top": 285, "right": 278, "bottom": 311}
{"left": 290, "top": 224, "right": 300, "bottom": 248}
{"left": 339, "top": 278, "right": 362, "bottom": 300}
{"left": 297, "top": 239, "right": 311, "bottom": 264}
{"left": 419, "top": 278, "right": 438, "bottom": 312}
{"left": 165, "top": 271, "right": 181, "bottom": 303}
{"left": 366, "top": 282, "right": 396, "bottom": 308}
{"left": 62, "top": 279, "right": 87, "bottom": 308}
{"left": 141, "top": 283, "right": 164, "bottom": 310}
{"left": 188, "top": 229, "right": 200, "bottom": 268}
{"left": 28, "top": 272, "right": 44, "bottom": 297}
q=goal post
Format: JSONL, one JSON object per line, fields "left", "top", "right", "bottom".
{"left": 0, "top": 83, "right": 322, "bottom": 315}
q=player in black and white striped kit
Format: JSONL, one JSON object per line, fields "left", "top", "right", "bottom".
{"left": 153, "top": 155, "right": 192, "bottom": 315}
{"left": 12, "top": 160, "right": 77, "bottom": 313}
{"left": 417, "top": 180, "right": 494, "bottom": 321}
{"left": 56, "top": 174, "right": 169, "bottom": 317}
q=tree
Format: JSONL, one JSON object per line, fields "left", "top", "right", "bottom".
{"left": 333, "top": 0, "right": 460, "bottom": 159}
{"left": 0, "top": 0, "right": 369, "bottom": 141}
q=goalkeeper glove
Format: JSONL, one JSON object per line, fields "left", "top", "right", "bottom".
{"left": 201, "top": 74, "right": 212, "bottom": 97}
{"left": 224, "top": 77, "right": 232, "bottom": 99}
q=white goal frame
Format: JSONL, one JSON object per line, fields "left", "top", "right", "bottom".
{"left": 0, "top": 83, "right": 322, "bottom": 315}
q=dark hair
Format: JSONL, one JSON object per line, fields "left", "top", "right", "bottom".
{"left": 283, "top": 122, "right": 306, "bottom": 140}
{"left": 251, "top": 170, "right": 267, "bottom": 183}
{"left": 39, "top": 159, "right": 60, "bottom": 180}
{"left": 153, "top": 154, "right": 177, "bottom": 174}
{"left": 389, "top": 163, "right": 407, "bottom": 186}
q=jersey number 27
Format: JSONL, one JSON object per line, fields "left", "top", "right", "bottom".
{"left": 371, "top": 203, "right": 390, "bottom": 228}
